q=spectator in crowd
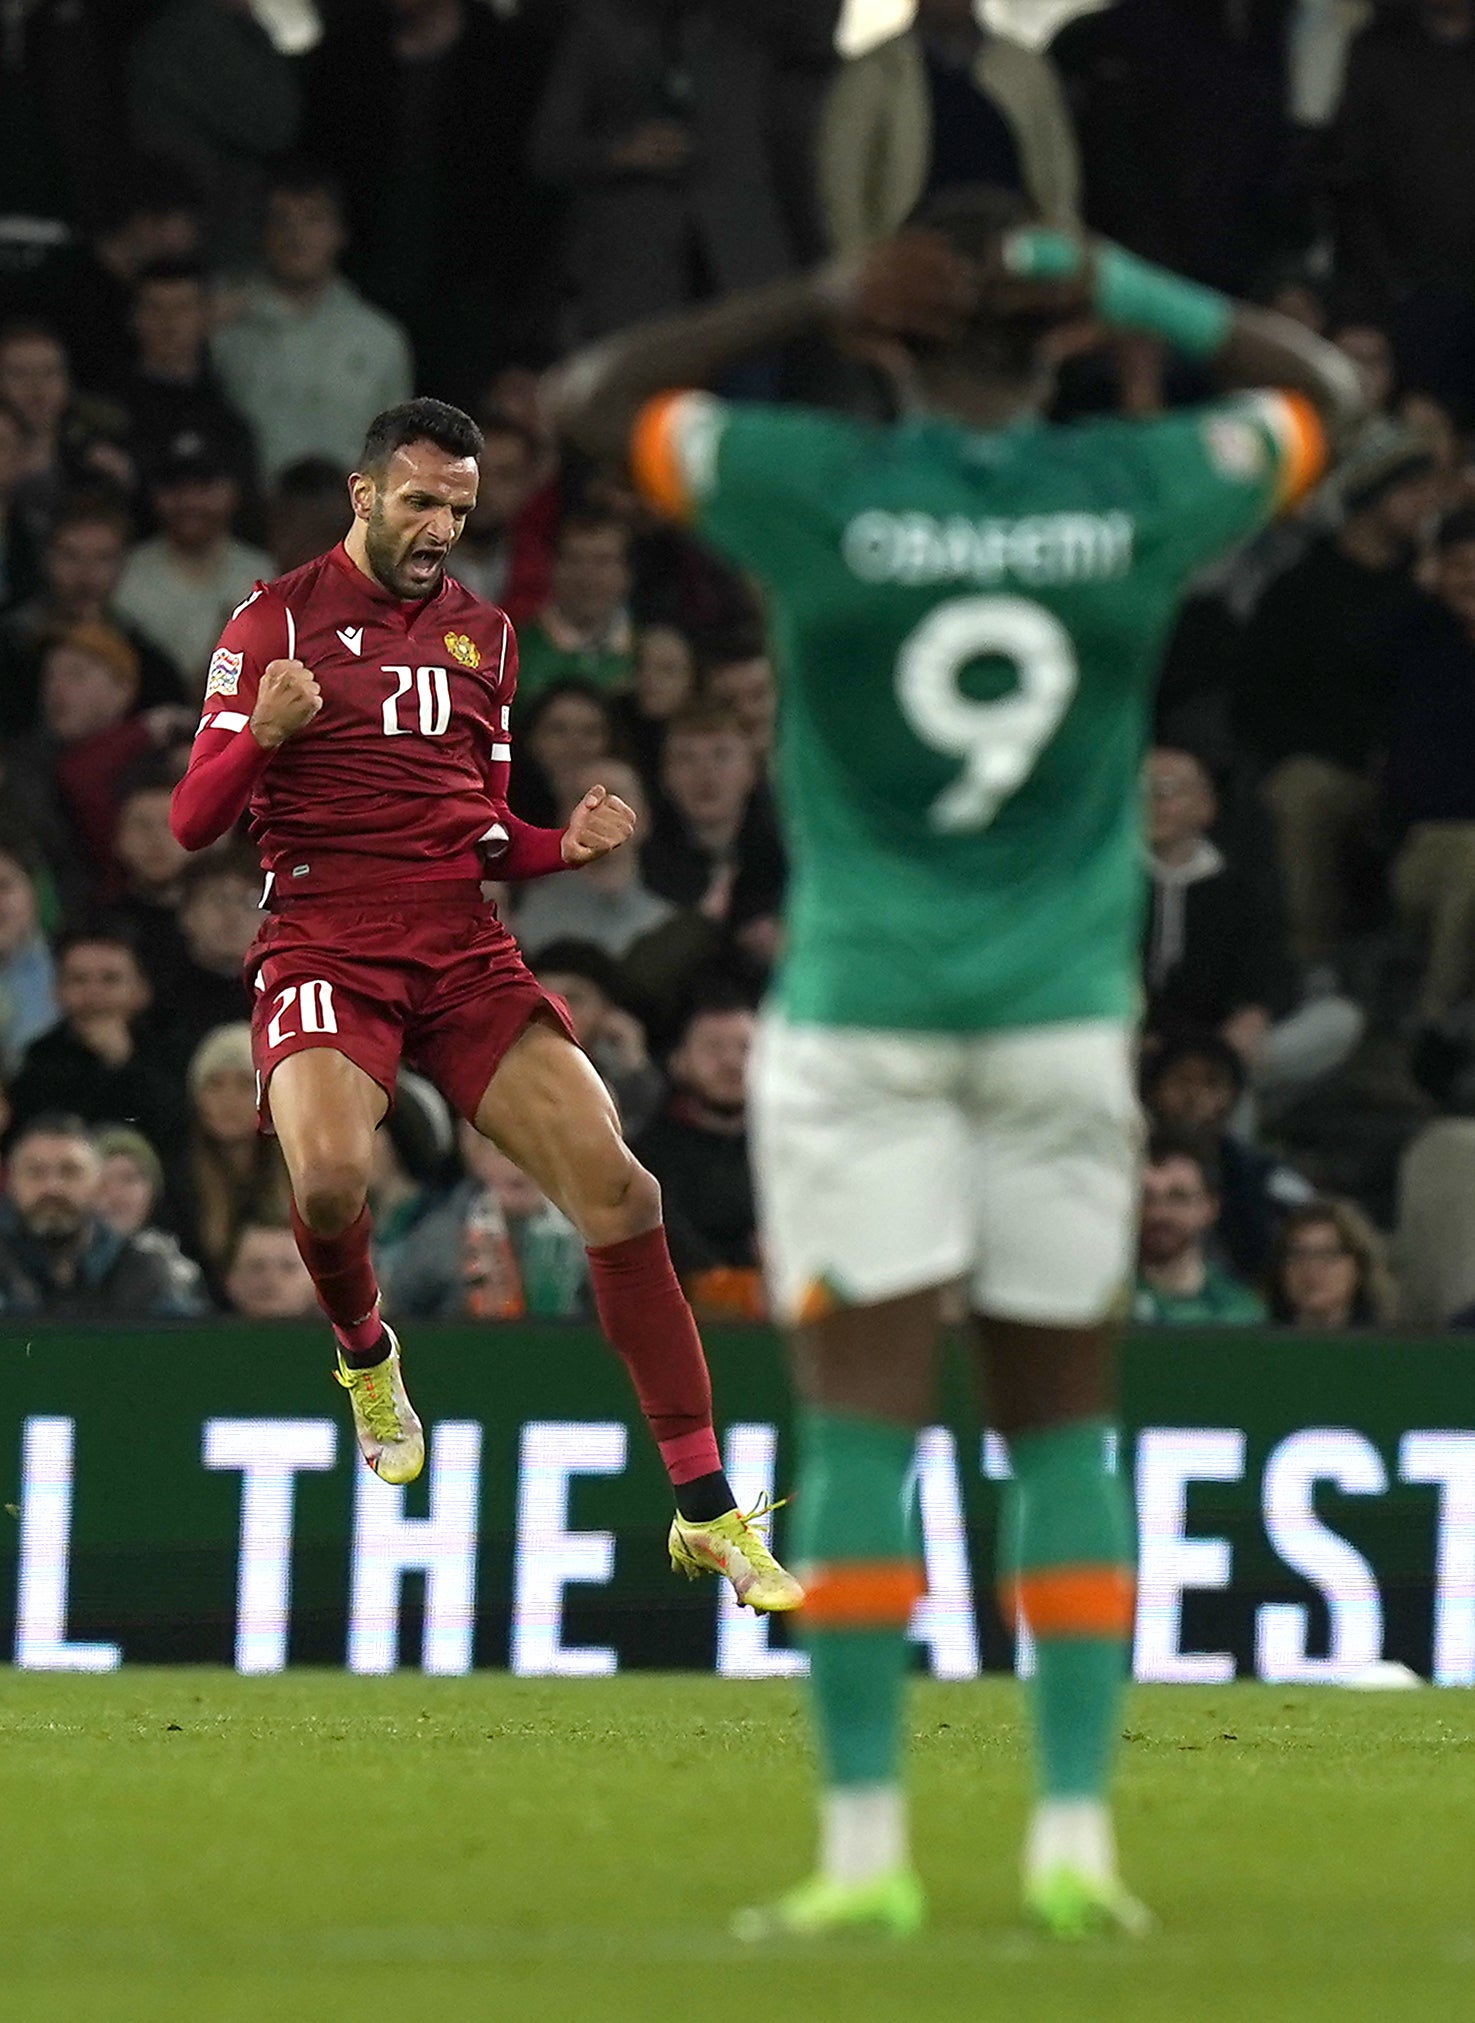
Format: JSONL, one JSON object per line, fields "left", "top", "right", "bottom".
{"left": 516, "top": 512, "right": 635, "bottom": 700}
{"left": 113, "top": 435, "right": 272, "bottom": 692}
{"left": 179, "top": 1022, "right": 292, "bottom": 1292}
{"left": 93, "top": 1120, "right": 211, "bottom": 1310}
{"left": 128, "top": 0, "right": 302, "bottom": 272}
{"left": 633, "top": 992, "right": 762, "bottom": 1314}
{"left": 1330, "top": 0, "right": 1475, "bottom": 417}
{"left": 1265, "top": 1196, "right": 1393, "bottom": 1327}
{"left": 113, "top": 260, "right": 257, "bottom": 500}
{"left": 366, "top": 1068, "right": 456, "bottom": 1286}
{"left": 0, "top": 491, "right": 183, "bottom": 738}
{"left": 445, "top": 413, "right": 553, "bottom": 621}
{"left": 0, "top": 321, "right": 131, "bottom": 543}
{"left": 819, "top": 0, "right": 1079, "bottom": 254}
{"left": 531, "top": 937, "right": 666, "bottom": 1135}
{"left": 223, "top": 1221, "right": 318, "bottom": 1321}
{"left": 612, "top": 621, "right": 697, "bottom": 785}
{"left": 1052, "top": 0, "right": 1293, "bottom": 297}
{"left": 8, "top": 624, "right": 193, "bottom": 895}
{"left": 514, "top": 761, "right": 677, "bottom": 965}
{"left": 1132, "top": 1129, "right": 1268, "bottom": 1325}
{"left": 94, "top": 1122, "right": 169, "bottom": 1240}
{"left": 0, "top": 838, "right": 57, "bottom": 1076}
{"left": 381, "top": 1119, "right": 590, "bottom": 1322}
{"left": 0, "top": 401, "right": 42, "bottom": 613}
{"left": 1234, "top": 437, "right": 1440, "bottom": 965}
{"left": 38, "top": 164, "right": 208, "bottom": 396}
{"left": 7, "top": 928, "right": 185, "bottom": 1160}
{"left": 1329, "top": 310, "right": 1398, "bottom": 425}
{"left": 307, "top": 0, "right": 561, "bottom": 398}
{"left": 0, "top": 0, "right": 119, "bottom": 242}
{"left": 212, "top": 164, "right": 413, "bottom": 481}
{"left": 265, "top": 457, "right": 350, "bottom": 575}
{"left": 643, "top": 705, "right": 786, "bottom": 927}
{"left": 510, "top": 679, "right": 619, "bottom": 828}
{"left": 1142, "top": 746, "right": 1363, "bottom": 1105}
{"left": 1142, "top": 1032, "right": 1314, "bottom": 1280}
{"left": 530, "top": 0, "right": 801, "bottom": 340}
{"left": 702, "top": 637, "right": 777, "bottom": 768}
{"left": 162, "top": 849, "right": 258, "bottom": 1058}
{"left": 1388, "top": 506, "right": 1475, "bottom": 1028}
{"left": 0, "top": 1111, "right": 206, "bottom": 1319}
{"left": 110, "top": 772, "right": 193, "bottom": 993}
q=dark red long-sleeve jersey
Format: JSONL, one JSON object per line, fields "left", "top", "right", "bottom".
{"left": 170, "top": 542, "right": 567, "bottom": 897}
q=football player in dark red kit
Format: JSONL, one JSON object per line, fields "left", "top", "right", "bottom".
{"left": 171, "top": 399, "right": 800, "bottom": 1613}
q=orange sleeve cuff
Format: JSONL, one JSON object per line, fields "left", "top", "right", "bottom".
{"left": 1272, "top": 391, "right": 1330, "bottom": 509}
{"left": 630, "top": 392, "right": 696, "bottom": 522}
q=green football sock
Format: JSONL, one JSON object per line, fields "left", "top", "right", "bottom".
{"left": 999, "top": 1418, "right": 1135, "bottom": 1802}
{"left": 794, "top": 1407, "right": 922, "bottom": 1790}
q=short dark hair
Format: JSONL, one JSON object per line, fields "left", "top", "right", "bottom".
{"left": 554, "top": 508, "right": 630, "bottom": 556}
{"left": 531, "top": 939, "right": 622, "bottom": 1001}
{"left": 0, "top": 317, "right": 65, "bottom": 357}
{"left": 662, "top": 701, "right": 746, "bottom": 744}
{"left": 48, "top": 488, "right": 134, "bottom": 544}
{"left": 476, "top": 408, "right": 539, "bottom": 461}
{"left": 9, "top": 1111, "right": 97, "bottom": 1158}
{"left": 359, "top": 399, "right": 482, "bottom": 478}
{"left": 702, "top": 627, "right": 768, "bottom": 678}
{"left": 905, "top": 184, "right": 1068, "bottom": 383}
{"left": 54, "top": 924, "right": 142, "bottom": 968}
{"left": 132, "top": 257, "right": 206, "bottom": 296}
{"left": 1145, "top": 1125, "right": 1222, "bottom": 1197}
{"left": 1436, "top": 505, "right": 1475, "bottom": 552}
{"left": 116, "top": 760, "right": 178, "bottom": 807}
{"left": 272, "top": 456, "right": 348, "bottom": 503}
{"left": 1140, "top": 1028, "right": 1247, "bottom": 1102}
{"left": 178, "top": 842, "right": 261, "bottom": 902}
{"left": 100, "top": 158, "right": 202, "bottom": 233}
{"left": 266, "top": 158, "right": 346, "bottom": 215}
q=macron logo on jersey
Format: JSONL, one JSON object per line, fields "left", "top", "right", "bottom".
{"left": 336, "top": 627, "right": 364, "bottom": 656}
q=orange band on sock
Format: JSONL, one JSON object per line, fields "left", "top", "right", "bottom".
{"left": 802, "top": 1562, "right": 926, "bottom": 1627}
{"left": 1000, "top": 1565, "right": 1135, "bottom": 1639}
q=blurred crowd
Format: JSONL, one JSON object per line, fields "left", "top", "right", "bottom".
{"left": 5, "top": 0, "right": 1475, "bottom": 1330}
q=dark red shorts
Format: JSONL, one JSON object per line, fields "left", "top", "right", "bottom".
{"left": 247, "top": 882, "right": 576, "bottom": 1124}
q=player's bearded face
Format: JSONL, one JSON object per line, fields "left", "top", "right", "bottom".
{"left": 365, "top": 491, "right": 452, "bottom": 600}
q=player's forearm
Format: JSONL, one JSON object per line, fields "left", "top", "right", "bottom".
{"left": 169, "top": 733, "right": 272, "bottom": 852}
{"left": 1215, "top": 308, "right": 1365, "bottom": 449}
{"left": 544, "top": 275, "right": 834, "bottom": 464}
{"left": 494, "top": 812, "right": 571, "bottom": 882}
{"left": 1005, "top": 230, "right": 1366, "bottom": 450}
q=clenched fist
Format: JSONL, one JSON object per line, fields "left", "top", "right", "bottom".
{"left": 251, "top": 659, "right": 323, "bottom": 749}
{"left": 561, "top": 784, "right": 637, "bottom": 866}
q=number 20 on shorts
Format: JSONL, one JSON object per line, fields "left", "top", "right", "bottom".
{"left": 266, "top": 981, "right": 338, "bottom": 1048}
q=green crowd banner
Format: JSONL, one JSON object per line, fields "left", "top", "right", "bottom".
{"left": 1, "top": 1323, "right": 1472, "bottom": 1684}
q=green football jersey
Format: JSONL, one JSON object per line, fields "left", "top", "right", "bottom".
{"left": 639, "top": 388, "right": 1320, "bottom": 1032}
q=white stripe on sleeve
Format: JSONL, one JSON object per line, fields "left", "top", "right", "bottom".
{"left": 284, "top": 605, "right": 296, "bottom": 660}
{"left": 490, "top": 742, "right": 511, "bottom": 761}
{"left": 199, "top": 710, "right": 250, "bottom": 734}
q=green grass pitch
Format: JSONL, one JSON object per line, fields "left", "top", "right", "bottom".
{"left": 1, "top": 1672, "right": 1470, "bottom": 2023}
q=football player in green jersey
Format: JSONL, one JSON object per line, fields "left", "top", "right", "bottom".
{"left": 549, "top": 188, "right": 1363, "bottom": 1941}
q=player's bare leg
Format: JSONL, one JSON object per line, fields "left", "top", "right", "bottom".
{"left": 973, "top": 1315, "right": 1148, "bottom": 1939}
{"left": 269, "top": 1048, "right": 424, "bottom": 1484}
{"left": 473, "top": 1016, "right": 800, "bottom": 1609}
{"left": 736, "top": 1288, "right": 939, "bottom": 1941}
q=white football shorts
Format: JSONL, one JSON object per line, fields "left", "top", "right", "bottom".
{"left": 750, "top": 1012, "right": 1142, "bottom": 1327}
